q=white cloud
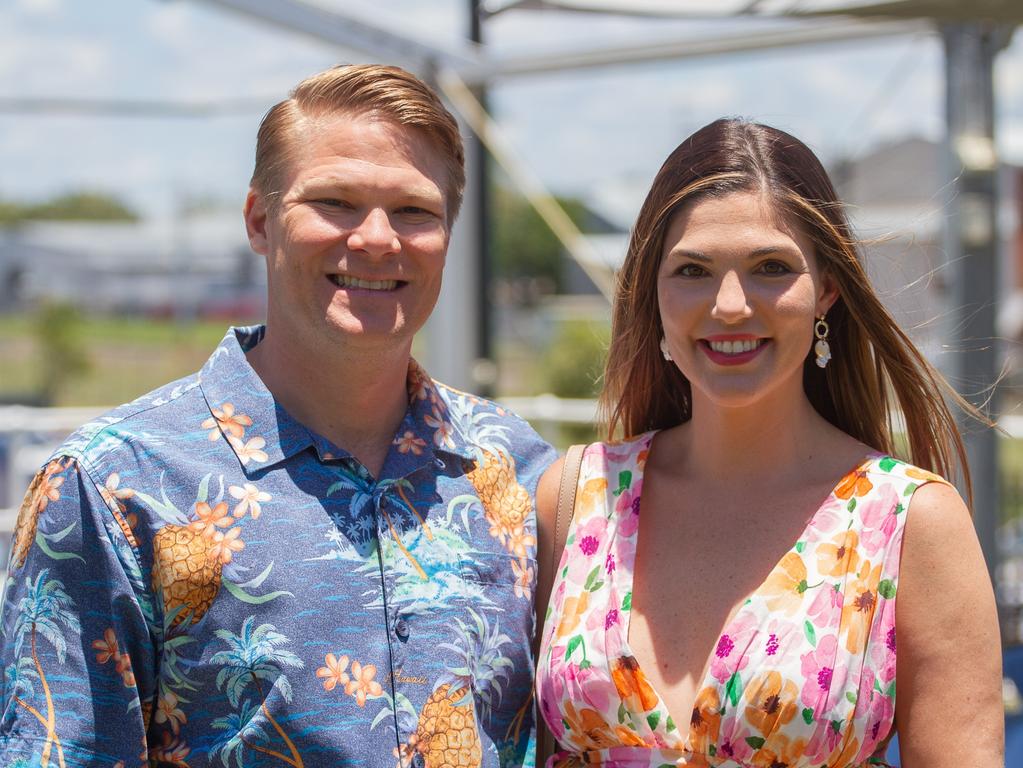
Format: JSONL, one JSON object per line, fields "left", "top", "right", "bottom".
{"left": 17, "top": 0, "right": 60, "bottom": 15}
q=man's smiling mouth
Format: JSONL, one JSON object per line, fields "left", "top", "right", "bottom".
{"left": 329, "top": 275, "right": 402, "bottom": 291}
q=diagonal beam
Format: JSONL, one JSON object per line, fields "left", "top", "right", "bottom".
{"left": 198, "top": 0, "right": 482, "bottom": 74}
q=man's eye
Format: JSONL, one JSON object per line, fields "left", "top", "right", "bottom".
{"left": 397, "top": 206, "right": 434, "bottom": 217}
{"left": 314, "top": 198, "right": 349, "bottom": 208}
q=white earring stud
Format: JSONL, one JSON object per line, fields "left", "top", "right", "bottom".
{"left": 660, "top": 337, "right": 672, "bottom": 362}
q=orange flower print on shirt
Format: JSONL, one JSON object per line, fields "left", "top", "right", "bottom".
{"left": 344, "top": 661, "right": 384, "bottom": 706}
{"left": 817, "top": 530, "right": 860, "bottom": 578}
{"left": 841, "top": 560, "right": 883, "bottom": 654}
{"left": 511, "top": 557, "right": 534, "bottom": 600}
{"left": 209, "top": 527, "right": 244, "bottom": 565}
{"left": 745, "top": 671, "right": 799, "bottom": 736}
{"left": 202, "top": 403, "right": 253, "bottom": 441}
{"left": 92, "top": 628, "right": 120, "bottom": 664}
{"left": 190, "top": 501, "right": 232, "bottom": 536}
{"left": 228, "top": 483, "right": 271, "bottom": 519}
{"left": 610, "top": 656, "right": 660, "bottom": 713}
{"left": 394, "top": 430, "right": 427, "bottom": 456}
{"left": 316, "top": 653, "right": 351, "bottom": 692}
{"left": 228, "top": 435, "right": 269, "bottom": 465}
{"left": 689, "top": 686, "right": 722, "bottom": 754}
{"left": 155, "top": 691, "right": 187, "bottom": 734}
{"left": 761, "top": 552, "right": 808, "bottom": 615}
{"left": 835, "top": 468, "right": 873, "bottom": 500}
{"left": 556, "top": 591, "right": 590, "bottom": 640}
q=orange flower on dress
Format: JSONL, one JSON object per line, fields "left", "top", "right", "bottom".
{"left": 840, "top": 560, "right": 882, "bottom": 653}
{"left": 610, "top": 655, "right": 660, "bottom": 712}
{"left": 92, "top": 628, "right": 120, "bottom": 664}
{"left": 344, "top": 660, "right": 384, "bottom": 706}
{"left": 316, "top": 653, "right": 351, "bottom": 692}
{"left": 202, "top": 403, "right": 253, "bottom": 441}
{"left": 751, "top": 732, "right": 808, "bottom": 768}
{"left": 744, "top": 671, "right": 799, "bottom": 736}
{"left": 816, "top": 530, "right": 860, "bottom": 577}
{"left": 576, "top": 478, "right": 609, "bottom": 519}
{"left": 761, "top": 552, "right": 808, "bottom": 615}
{"left": 555, "top": 591, "right": 590, "bottom": 640}
{"left": 835, "top": 468, "right": 873, "bottom": 500}
{"left": 614, "top": 725, "right": 649, "bottom": 747}
{"left": 906, "top": 466, "right": 945, "bottom": 484}
{"left": 561, "top": 700, "right": 618, "bottom": 750}
{"left": 688, "top": 685, "right": 722, "bottom": 754}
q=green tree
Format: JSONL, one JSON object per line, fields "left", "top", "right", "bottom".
{"left": 491, "top": 188, "right": 591, "bottom": 292}
{"left": 0, "top": 190, "right": 138, "bottom": 226}
{"left": 543, "top": 319, "right": 609, "bottom": 399}
{"left": 33, "top": 302, "right": 91, "bottom": 405}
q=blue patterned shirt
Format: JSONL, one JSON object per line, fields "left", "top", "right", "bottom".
{"left": 0, "top": 326, "right": 556, "bottom": 768}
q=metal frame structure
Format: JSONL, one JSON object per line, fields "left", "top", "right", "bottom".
{"left": 193, "top": 0, "right": 1020, "bottom": 585}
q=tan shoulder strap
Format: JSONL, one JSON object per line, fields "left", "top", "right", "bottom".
{"left": 537, "top": 443, "right": 585, "bottom": 766}
{"left": 552, "top": 443, "right": 585, "bottom": 581}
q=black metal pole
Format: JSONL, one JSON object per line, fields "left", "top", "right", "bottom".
{"left": 469, "top": 0, "right": 495, "bottom": 397}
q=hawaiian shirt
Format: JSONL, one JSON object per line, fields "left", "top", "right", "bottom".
{"left": 0, "top": 325, "right": 556, "bottom": 768}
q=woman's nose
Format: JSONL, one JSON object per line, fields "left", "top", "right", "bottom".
{"left": 710, "top": 270, "right": 753, "bottom": 322}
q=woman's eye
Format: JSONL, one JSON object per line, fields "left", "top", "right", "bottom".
{"left": 759, "top": 260, "right": 791, "bottom": 275}
{"left": 676, "top": 263, "right": 707, "bottom": 278}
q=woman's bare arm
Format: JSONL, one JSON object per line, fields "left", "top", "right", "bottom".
{"left": 896, "top": 481, "right": 1003, "bottom": 765}
{"left": 534, "top": 456, "right": 564, "bottom": 658}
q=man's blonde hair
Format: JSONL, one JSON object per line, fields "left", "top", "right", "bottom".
{"left": 251, "top": 64, "right": 465, "bottom": 221}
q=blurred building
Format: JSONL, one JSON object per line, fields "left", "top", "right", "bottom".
{"left": 0, "top": 212, "right": 264, "bottom": 319}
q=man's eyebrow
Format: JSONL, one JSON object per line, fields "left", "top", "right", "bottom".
{"left": 299, "top": 176, "right": 443, "bottom": 201}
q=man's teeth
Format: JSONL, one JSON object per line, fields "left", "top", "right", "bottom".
{"left": 709, "top": 339, "right": 763, "bottom": 354}
{"left": 331, "top": 275, "right": 398, "bottom": 290}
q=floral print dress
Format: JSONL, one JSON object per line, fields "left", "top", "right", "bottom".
{"left": 536, "top": 432, "right": 946, "bottom": 767}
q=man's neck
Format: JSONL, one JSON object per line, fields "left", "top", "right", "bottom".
{"left": 245, "top": 326, "right": 411, "bottom": 478}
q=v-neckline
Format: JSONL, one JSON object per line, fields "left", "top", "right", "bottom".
{"left": 611, "top": 433, "right": 882, "bottom": 747}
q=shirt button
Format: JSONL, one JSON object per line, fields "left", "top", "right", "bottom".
{"left": 412, "top": 753, "right": 426, "bottom": 768}
{"left": 394, "top": 617, "right": 410, "bottom": 641}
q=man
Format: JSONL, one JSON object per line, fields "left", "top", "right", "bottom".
{"left": 1, "top": 64, "right": 555, "bottom": 768}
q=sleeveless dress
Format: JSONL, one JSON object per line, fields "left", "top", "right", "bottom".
{"left": 535, "top": 432, "right": 947, "bottom": 768}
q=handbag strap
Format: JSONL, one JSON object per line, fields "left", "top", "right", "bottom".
{"left": 537, "top": 443, "right": 585, "bottom": 767}
{"left": 553, "top": 443, "right": 586, "bottom": 578}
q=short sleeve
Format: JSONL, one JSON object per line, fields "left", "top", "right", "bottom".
{"left": 0, "top": 457, "right": 155, "bottom": 765}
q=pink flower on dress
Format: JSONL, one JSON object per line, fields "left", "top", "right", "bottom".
{"left": 709, "top": 611, "right": 757, "bottom": 684}
{"left": 868, "top": 600, "right": 898, "bottom": 685}
{"left": 715, "top": 723, "right": 756, "bottom": 764}
{"left": 614, "top": 480, "right": 642, "bottom": 538}
{"left": 575, "top": 515, "right": 608, "bottom": 558}
{"left": 807, "top": 494, "right": 845, "bottom": 537}
{"left": 858, "top": 482, "right": 901, "bottom": 556}
{"left": 799, "top": 633, "right": 841, "bottom": 714}
{"left": 853, "top": 674, "right": 896, "bottom": 764}
{"left": 761, "top": 616, "right": 800, "bottom": 664}
{"left": 807, "top": 582, "right": 843, "bottom": 627}
{"left": 804, "top": 713, "right": 845, "bottom": 762}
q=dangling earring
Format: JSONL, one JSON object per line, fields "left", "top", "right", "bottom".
{"left": 659, "top": 337, "right": 673, "bottom": 362}
{"left": 814, "top": 316, "right": 831, "bottom": 369}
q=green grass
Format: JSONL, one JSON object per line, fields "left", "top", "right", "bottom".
{"left": 0, "top": 312, "right": 232, "bottom": 407}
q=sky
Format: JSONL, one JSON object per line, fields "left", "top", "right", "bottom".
{"left": 1, "top": 0, "right": 1021, "bottom": 227}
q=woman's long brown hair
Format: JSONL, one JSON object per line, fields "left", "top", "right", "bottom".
{"left": 599, "top": 118, "right": 981, "bottom": 495}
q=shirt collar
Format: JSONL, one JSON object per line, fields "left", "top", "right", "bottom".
{"left": 198, "top": 326, "right": 476, "bottom": 477}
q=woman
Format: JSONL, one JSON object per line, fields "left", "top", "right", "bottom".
{"left": 534, "top": 119, "right": 1003, "bottom": 767}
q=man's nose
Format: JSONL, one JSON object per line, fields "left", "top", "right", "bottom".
{"left": 711, "top": 270, "right": 753, "bottom": 322}
{"left": 347, "top": 208, "right": 400, "bottom": 257}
